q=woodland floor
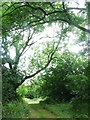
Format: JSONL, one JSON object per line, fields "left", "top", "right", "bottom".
{"left": 23, "top": 98, "right": 88, "bottom": 118}
{"left": 3, "top": 98, "right": 88, "bottom": 118}
{"left": 24, "top": 98, "right": 57, "bottom": 118}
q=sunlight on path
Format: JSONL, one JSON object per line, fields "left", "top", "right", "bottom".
{"left": 23, "top": 98, "right": 41, "bottom": 104}
{"left": 23, "top": 98, "right": 57, "bottom": 118}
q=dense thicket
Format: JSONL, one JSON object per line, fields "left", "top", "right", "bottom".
{"left": 27, "top": 51, "right": 88, "bottom": 103}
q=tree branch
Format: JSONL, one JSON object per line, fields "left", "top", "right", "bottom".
{"left": 21, "top": 41, "right": 37, "bottom": 56}
{"left": 27, "top": 17, "right": 90, "bottom": 34}
{"left": 67, "top": 7, "right": 86, "bottom": 10}
{"left": 27, "top": 9, "right": 90, "bottom": 33}
{"left": 13, "top": 29, "right": 35, "bottom": 70}
{"left": 3, "top": 3, "right": 17, "bottom": 16}
{"left": 8, "top": 62, "right": 13, "bottom": 70}
{"left": 17, "top": 27, "right": 64, "bottom": 87}
{"left": 62, "top": 2, "right": 71, "bottom": 22}
{"left": 2, "top": 3, "right": 89, "bottom": 34}
{"left": 19, "top": 29, "right": 35, "bottom": 58}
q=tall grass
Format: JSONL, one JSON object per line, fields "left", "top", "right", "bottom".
{"left": 2, "top": 100, "right": 30, "bottom": 118}
{"left": 41, "top": 102, "right": 88, "bottom": 118}
{"left": 42, "top": 103, "right": 73, "bottom": 118}
{"left": 2, "top": 98, "right": 88, "bottom": 118}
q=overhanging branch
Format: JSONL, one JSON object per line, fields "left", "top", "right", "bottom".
{"left": 28, "top": 17, "right": 90, "bottom": 34}
{"left": 67, "top": 7, "right": 86, "bottom": 10}
{"left": 13, "top": 29, "right": 35, "bottom": 70}
{"left": 17, "top": 27, "right": 64, "bottom": 87}
{"left": 2, "top": 3, "right": 89, "bottom": 34}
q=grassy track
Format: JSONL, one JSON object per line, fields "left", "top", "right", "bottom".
{"left": 29, "top": 104, "right": 57, "bottom": 118}
{"left": 24, "top": 98, "right": 57, "bottom": 118}
{"left": 3, "top": 98, "right": 88, "bottom": 118}
{"left": 24, "top": 98, "right": 88, "bottom": 118}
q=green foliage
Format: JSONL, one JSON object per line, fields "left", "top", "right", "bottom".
{"left": 28, "top": 79, "right": 44, "bottom": 98}
{"left": 2, "top": 100, "right": 29, "bottom": 118}
{"left": 66, "top": 74, "right": 88, "bottom": 101}
{"left": 41, "top": 103, "right": 88, "bottom": 118}
{"left": 2, "top": 67, "right": 23, "bottom": 102}
{"left": 16, "top": 84, "right": 28, "bottom": 97}
{"left": 71, "top": 100, "right": 88, "bottom": 118}
{"left": 13, "top": 33, "right": 24, "bottom": 52}
{"left": 42, "top": 103, "right": 73, "bottom": 118}
{"left": 2, "top": 2, "right": 87, "bottom": 36}
{"left": 2, "top": 2, "right": 88, "bottom": 106}
{"left": 29, "top": 51, "right": 88, "bottom": 102}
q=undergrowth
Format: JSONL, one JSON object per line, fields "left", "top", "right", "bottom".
{"left": 2, "top": 100, "right": 30, "bottom": 118}
{"left": 41, "top": 102, "right": 88, "bottom": 118}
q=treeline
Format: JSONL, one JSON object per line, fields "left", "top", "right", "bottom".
{"left": 17, "top": 51, "right": 88, "bottom": 103}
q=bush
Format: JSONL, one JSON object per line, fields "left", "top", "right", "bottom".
{"left": 66, "top": 74, "right": 88, "bottom": 102}
{"left": 30, "top": 52, "right": 88, "bottom": 102}
{"left": 2, "top": 100, "right": 29, "bottom": 118}
{"left": 2, "top": 67, "right": 23, "bottom": 102}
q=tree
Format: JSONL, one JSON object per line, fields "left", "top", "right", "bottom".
{"left": 1, "top": 2, "right": 89, "bottom": 101}
{"left": 31, "top": 51, "right": 88, "bottom": 102}
{"left": 2, "top": 2, "right": 89, "bottom": 34}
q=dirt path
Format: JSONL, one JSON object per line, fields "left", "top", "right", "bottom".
{"left": 24, "top": 98, "right": 57, "bottom": 118}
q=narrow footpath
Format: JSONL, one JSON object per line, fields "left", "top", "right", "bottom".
{"left": 29, "top": 104, "right": 57, "bottom": 118}
{"left": 24, "top": 98, "right": 57, "bottom": 118}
